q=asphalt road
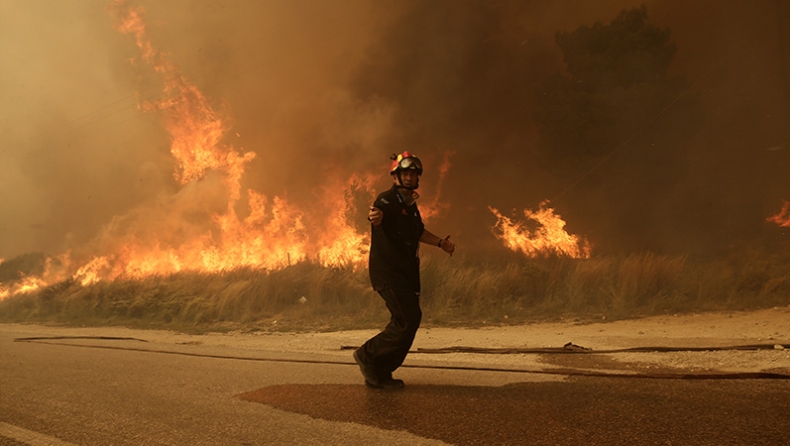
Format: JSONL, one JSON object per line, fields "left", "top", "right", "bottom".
{"left": 1, "top": 327, "right": 788, "bottom": 446}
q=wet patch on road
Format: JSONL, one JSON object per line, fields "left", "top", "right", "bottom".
{"left": 238, "top": 379, "right": 790, "bottom": 445}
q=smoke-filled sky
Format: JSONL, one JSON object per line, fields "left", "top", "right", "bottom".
{"left": 1, "top": 0, "right": 788, "bottom": 261}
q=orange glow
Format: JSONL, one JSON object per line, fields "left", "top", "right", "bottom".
{"left": 419, "top": 151, "right": 453, "bottom": 222}
{"left": 0, "top": 3, "right": 448, "bottom": 300}
{"left": 767, "top": 200, "right": 790, "bottom": 227}
{"left": 0, "top": 1, "right": 378, "bottom": 297}
{"left": 489, "top": 202, "right": 591, "bottom": 258}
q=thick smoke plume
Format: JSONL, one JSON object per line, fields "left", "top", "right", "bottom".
{"left": 1, "top": 0, "right": 788, "bottom": 272}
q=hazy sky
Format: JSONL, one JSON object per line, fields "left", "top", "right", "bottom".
{"left": 1, "top": 0, "right": 788, "bottom": 261}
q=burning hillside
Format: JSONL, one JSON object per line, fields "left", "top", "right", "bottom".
{"left": 0, "top": 1, "right": 599, "bottom": 301}
{"left": 0, "top": 2, "right": 378, "bottom": 298}
{"left": 2, "top": 2, "right": 788, "bottom": 310}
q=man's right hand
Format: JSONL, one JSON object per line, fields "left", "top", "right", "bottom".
{"left": 368, "top": 206, "right": 383, "bottom": 226}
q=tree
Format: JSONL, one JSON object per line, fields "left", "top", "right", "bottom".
{"left": 536, "top": 6, "right": 690, "bottom": 167}
{"left": 535, "top": 6, "right": 704, "bottom": 253}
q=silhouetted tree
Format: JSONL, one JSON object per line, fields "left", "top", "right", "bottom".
{"left": 536, "top": 6, "right": 691, "bottom": 168}
{"left": 534, "top": 6, "right": 707, "bottom": 254}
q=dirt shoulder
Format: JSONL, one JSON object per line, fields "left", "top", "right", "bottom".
{"left": 3, "top": 306, "right": 789, "bottom": 377}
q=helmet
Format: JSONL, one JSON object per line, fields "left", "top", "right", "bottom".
{"left": 389, "top": 152, "right": 423, "bottom": 175}
{"left": 389, "top": 152, "right": 422, "bottom": 191}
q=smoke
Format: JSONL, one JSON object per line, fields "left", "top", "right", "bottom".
{"left": 1, "top": 0, "right": 788, "bottom": 263}
{"left": 0, "top": 0, "right": 171, "bottom": 258}
{"left": 344, "top": 0, "right": 790, "bottom": 255}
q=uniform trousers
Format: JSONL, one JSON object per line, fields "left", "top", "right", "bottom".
{"left": 357, "top": 285, "right": 422, "bottom": 376}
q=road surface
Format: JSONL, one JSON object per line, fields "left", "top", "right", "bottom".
{"left": 1, "top": 324, "right": 788, "bottom": 445}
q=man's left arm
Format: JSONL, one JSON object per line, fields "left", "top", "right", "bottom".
{"left": 420, "top": 230, "right": 455, "bottom": 256}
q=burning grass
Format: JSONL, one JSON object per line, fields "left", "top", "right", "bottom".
{"left": 2, "top": 249, "right": 789, "bottom": 332}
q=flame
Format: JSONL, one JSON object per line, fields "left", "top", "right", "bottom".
{"left": 0, "top": 2, "right": 445, "bottom": 300}
{"left": 74, "top": 256, "right": 112, "bottom": 286}
{"left": 767, "top": 200, "right": 790, "bottom": 227}
{"left": 0, "top": 275, "right": 48, "bottom": 300}
{"left": 0, "top": 255, "right": 72, "bottom": 299}
{"left": 489, "top": 202, "right": 591, "bottom": 258}
{"left": 111, "top": 0, "right": 251, "bottom": 186}
{"left": 314, "top": 174, "right": 378, "bottom": 267}
{"left": 0, "top": 1, "right": 376, "bottom": 298}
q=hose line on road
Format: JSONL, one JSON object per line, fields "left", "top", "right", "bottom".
{"left": 14, "top": 335, "right": 149, "bottom": 342}
{"left": 13, "top": 336, "right": 790, "bottom": 381}
{"left": 409, "top": 342, "right": 790, "bottom": 354}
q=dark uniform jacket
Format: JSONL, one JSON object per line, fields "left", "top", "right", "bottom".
{"left": 368, "top": 185, "right": 425, "bottom": 293}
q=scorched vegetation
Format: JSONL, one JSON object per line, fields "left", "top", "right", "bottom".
{"left": 2, "top": 248, "right": 789, "bottom": 332}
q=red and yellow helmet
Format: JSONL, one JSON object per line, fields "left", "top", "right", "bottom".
{"left": 389, "top": 151, "right": 423, "bottom": 175}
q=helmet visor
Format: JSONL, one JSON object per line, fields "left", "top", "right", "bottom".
{"left": 398, "top": 156, "right": 422, "bottom": 172}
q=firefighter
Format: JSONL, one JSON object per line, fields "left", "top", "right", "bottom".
{"left": 353, "top": 152, "right": 455, "bottom": 389}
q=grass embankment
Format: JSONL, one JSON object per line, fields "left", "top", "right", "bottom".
{"left": 1, "top": 250, "right": 789, "bottom": 332}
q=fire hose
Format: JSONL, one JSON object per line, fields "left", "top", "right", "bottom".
{"left": 14, "top": 336, "right": 790, "bottom": 380}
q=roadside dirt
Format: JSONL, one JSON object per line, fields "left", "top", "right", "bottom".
{"left": 4, "top": 306, "right": 790, "bottom": 377}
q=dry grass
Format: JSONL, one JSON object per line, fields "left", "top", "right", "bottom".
{"left": 2, "top": 248, "right": 790, "bottom": 332}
